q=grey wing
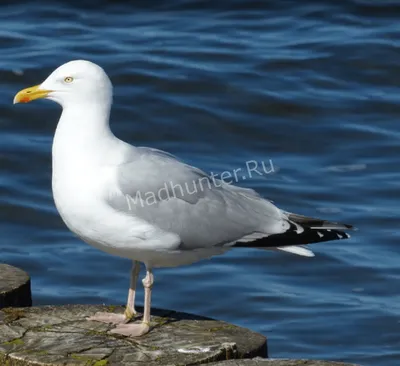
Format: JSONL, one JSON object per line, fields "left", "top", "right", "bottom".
{"left": 108, "top": 147, "right": 288, "bottom": 250}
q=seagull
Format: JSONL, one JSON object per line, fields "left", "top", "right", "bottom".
{"left": 13, "top": 60, "right": 354, "bottom": 337}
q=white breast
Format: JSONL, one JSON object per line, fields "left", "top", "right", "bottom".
{"left": 50, "top": 106, "right": 183, "bottom": 265}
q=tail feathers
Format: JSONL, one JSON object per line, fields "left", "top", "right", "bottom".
{"left": 277, "top": 245, "right": 315, "bottom": 257}
{"left": 234, "top": 212, "right": 354, "bottom": 251}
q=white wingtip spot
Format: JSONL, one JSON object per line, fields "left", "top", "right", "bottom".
{"left": 292, "top": 221, "right": 304, "bottom": 234}
{"left": 337, "top": 233, "right": 343, "bottom": 239}
{"left": 317, "top": 231, "right": 324, "bottom": 238}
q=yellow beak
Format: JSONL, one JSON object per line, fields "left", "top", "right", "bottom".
{"left": 13, "top": 85, "right": 51, "bottom": 104}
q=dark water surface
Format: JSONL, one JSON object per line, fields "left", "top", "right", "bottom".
{"left": 1, "top": 1, "right": 399, "bottom": 365}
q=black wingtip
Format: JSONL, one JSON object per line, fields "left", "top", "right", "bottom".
{"left": 343, "top": 223, "right": 357, "bottom": 231}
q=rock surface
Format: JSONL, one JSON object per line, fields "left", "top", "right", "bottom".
{"left": 207, "top": 358, "right": 359, "bottom": 365}
{"left": 0, "top": 264, "right": 32, "bottom": 309}
{"left": 0, "top": 266, "right": 358, "bottom": 366}
{"left": 0, "top": 304, "right": 267, "bottom": 365}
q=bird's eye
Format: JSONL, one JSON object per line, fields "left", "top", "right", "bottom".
{"left": 64, "top": 76, "right": 74, "bottom": 83}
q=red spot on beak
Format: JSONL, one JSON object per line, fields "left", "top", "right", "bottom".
{"left": 20, "top": 97, "right": 31, "bottom": 103}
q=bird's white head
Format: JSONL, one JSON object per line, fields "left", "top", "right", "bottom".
{"left": 13, "top": 60, "right": 113, "bottom": 108}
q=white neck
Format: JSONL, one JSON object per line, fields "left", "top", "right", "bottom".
{"left": 52, "top": 101, "right": 117, "bottom": 172}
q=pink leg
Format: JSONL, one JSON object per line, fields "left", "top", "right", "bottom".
{"left": 87, "top": 261, "right": 140, "bottom": 325}
{"left": 110, "top": 267, "right": 153, "bottom": 337}
{"left": 125, "top": 260, "right": 141, "bottom": 318}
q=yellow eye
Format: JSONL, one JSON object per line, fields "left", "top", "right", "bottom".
{"left": 64, "top": 76, "right": 73, "bottom": 83}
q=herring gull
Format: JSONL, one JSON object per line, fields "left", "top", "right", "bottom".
{"left": 13, "top": 60, "right": 354, "bottom": 337}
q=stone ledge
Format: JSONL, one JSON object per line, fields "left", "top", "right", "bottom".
{"left": 0, "top": 264, "right": 32, "bottom": 309}
{"left": 206, "top": 358, "right": 359, "bottom": 365}
{"left": 0, "top": 304, "right": 267, "bottom": 365}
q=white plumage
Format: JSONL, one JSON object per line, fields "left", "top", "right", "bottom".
{"left": 13, "top": 60, "right": 353, "bottom": 337}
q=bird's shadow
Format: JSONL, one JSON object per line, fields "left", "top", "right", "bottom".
{"left": 118, "top": 305, "right": 218, "bottom": 331}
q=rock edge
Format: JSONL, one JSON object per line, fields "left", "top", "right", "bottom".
{"left": 0, "top": 264, "right": 32, "bottom": 309}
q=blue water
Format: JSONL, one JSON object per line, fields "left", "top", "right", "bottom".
{"left": 1, "top": 2, "right": 399, "bottom": 365}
